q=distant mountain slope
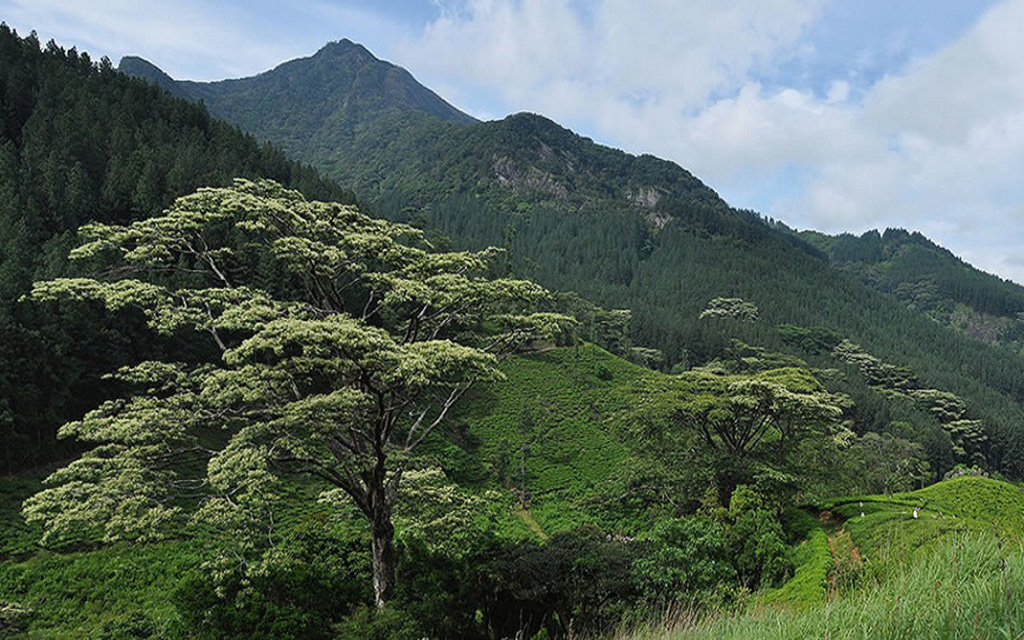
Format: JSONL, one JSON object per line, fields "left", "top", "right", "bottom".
{"left": 797, "top": 228, "right": 1024, "bottom": 350}
{"left": 120, "top": 39, "right": 476, "bottom": 164}
{"left": 121, "top": 41, "right": 1024, "bottom": 480}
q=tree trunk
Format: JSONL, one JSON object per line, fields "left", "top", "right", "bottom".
{"left": 371, "top": 516, "right": 397, "bottom": 608}
{"left": 369, "top": 459, "right": 398, "bottom": 609}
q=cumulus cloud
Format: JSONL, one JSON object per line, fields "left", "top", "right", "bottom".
{"left": 1, "top": 0, "right": 292, "bottom": 78}
{"left": 0, "top": 0, "right": 406, "bottom": 80}
{"left": 791, "top": 0, "right": 1024, "bottom": 280}
{"left": 407, "top": 0, "right": 824, "bottom": 118}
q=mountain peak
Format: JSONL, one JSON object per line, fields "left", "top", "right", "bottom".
{"left": 317, "top": 38, "right": 372, "bottom": 58}
{"left": 118, "top": 38, "right": 477, "bottom": 153}
{"left": 117, "top": 55, "right": 189, "bottom": 99}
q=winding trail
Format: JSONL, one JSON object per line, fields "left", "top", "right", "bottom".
{"left": 817, "top": 509, "right": 864, "bottom": 601}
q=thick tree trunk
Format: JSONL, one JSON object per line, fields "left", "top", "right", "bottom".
{"left": 371, "top": 514, "right": 397, "bottom": 608}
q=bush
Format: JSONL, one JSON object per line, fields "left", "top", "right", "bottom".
{"left": 485, "top": 527, "right": 641, "bottom": 638}
{"left": 172, "top": 526, "right": 371, "bottom": 640}
{"left": 632, "top": 516, "right": 736, "bottom": 607}
{"left": 98, "top": 612, "right": 156, "bottom": 639}
{"left": 726, "top": 510, "right": 793, "bottom": 589}
{"left": 333, "top": 605, "right": 424, "bottom": 640}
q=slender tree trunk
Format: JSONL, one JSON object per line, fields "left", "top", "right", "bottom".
{"left": 371, "top": 514, "right": 397, "bottom": 608}
{"left": 369, "top": 453, "right": 398, "bottom": 608}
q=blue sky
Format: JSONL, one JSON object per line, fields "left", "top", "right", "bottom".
{"left": 5, "top": 1, "right": 1024, "bottom": 284}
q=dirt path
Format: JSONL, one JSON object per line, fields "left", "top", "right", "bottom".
{"left": 818, "top": 510, "right": 864, "bottom": 601}
{"left": 516, "top": 506, "right": 549, "bottom": 541}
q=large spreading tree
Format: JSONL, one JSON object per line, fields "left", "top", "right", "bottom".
{"left": 634, "top": 365, "right": 849, "bottom": 505}
{"left": 23, "top": 179, "right": 571, "bottom": 607}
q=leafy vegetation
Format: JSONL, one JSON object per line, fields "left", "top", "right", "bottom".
{"left": 133, "top": 45, "right": 1024, "bottom": 485}
{"left": 634, "top": 476, "right": 1024, "bottom": 640}
{"left": 640, "top": 533, "right": 1024, "bottom": 640}
{"left": 23, "top": 179, "right": 572, "bottom": 607}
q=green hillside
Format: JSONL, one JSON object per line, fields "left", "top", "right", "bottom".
{"left": 453, "top": 345, "right": 652, "bottom": 533}
{"left": 0, "top": 344, "right": 737, "bottom": 636}
{"left": 648, "top": 476, "right": 1024, "bottom": 640}
{"left": 6, "top": 28, "right": 1024, "bottom": 640}
{"left": 799, "top": 227, "right": 1024, "bottom": 352}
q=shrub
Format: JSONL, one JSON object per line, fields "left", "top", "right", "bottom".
{"left": 726, "top": 510, "right": 793, "bottom": 589}
{"left": 633, "top": 517, "right": 736, "bottom": 608}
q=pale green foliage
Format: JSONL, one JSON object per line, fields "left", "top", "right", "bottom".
{"left": 678, "top": 367, "right": 848, "bottom": 459}
{"left": 632, "top": 366, "right": 849, "bottom": 505}
{"left": 23, "top": 361, "right": 208, "bottom": 546}
{"left": 699, "top": 297, "right": 759, "bottom": 322}
{"left": 391, "top": 466, "right": 499, "bottom": 556}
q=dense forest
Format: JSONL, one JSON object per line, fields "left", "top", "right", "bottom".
{"left": 122, "top": 42, "right": 1024, "bottom": 482}
{"left": 0, "top": 24, "right": 352, "bottom": 472}
{"left": 797, "top": 227, "right": 1024, "bottom": 348}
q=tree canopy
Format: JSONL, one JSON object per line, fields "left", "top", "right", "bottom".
{"left": 635, "top": 365, "right": 850, "bottom": 504}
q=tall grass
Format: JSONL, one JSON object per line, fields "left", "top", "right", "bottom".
{"left": 626, "top": 533, "right": 1024, "bottom": 640}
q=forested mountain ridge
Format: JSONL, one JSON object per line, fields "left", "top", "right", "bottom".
{"left": 119, "top": 39, "right": 477, "bottom": 171}
{"left": 5, "top": 28, "right": 1024, "bottom": 636}
{"left": 0, "top": 24, "right": 352, "bottom": 472}
{"left": 122, "top": 41, "right": 1024, "bottom": 482}
{"left": 118, "top": 44, "right": 723, "bottom": 217}
{"left": 795, "top": 227, "right": 1024, "bottom": 351}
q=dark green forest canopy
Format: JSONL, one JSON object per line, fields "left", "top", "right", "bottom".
{"left": 0, "top": 25, "right": 352, "bottom": 472}
{"left": 11, "top": 23, "right": 1024, "bottom": 491}
{"left": 797, "top": 227, "right": 1024, "bottom": 346}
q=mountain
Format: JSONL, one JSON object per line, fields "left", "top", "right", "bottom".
{"left": 119, "top": 39, "right": 476, "bottom": 167}
{"left": 117, "top": 55, "right": 189, "bottom": 99}
{"left": 795, "top": 227, "right": 1024, "bottom": 350}
{"left": 6, "top": 30, "right": 1024, "bottom": 636}
{"left": 121, "top": 42, "right": 1024, "bottom": 481}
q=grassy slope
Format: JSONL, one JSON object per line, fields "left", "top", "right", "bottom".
{"left": 454, "top": 343, "right": 663, "bottom": 533}
{"left": 9, "top": 344, "right": 1023, "bottom": 638}
{"left": 643, "top": 534, "right": 1024, "bottom": 640}
{"left": 646, "top": 476, "right": 1024, "bottom": 639}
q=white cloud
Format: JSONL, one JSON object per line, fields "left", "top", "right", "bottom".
{"left": 404, "top": 0, "right": 824, "bottom": 120}
{"left": 1, "top": 0, "right": 306, "bottom": 79}
{"left": 787, "top": 0, "right": 1024, "bottom": 278}
{"left": 0, "top": 0, "right": 410, "bottom": 80}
